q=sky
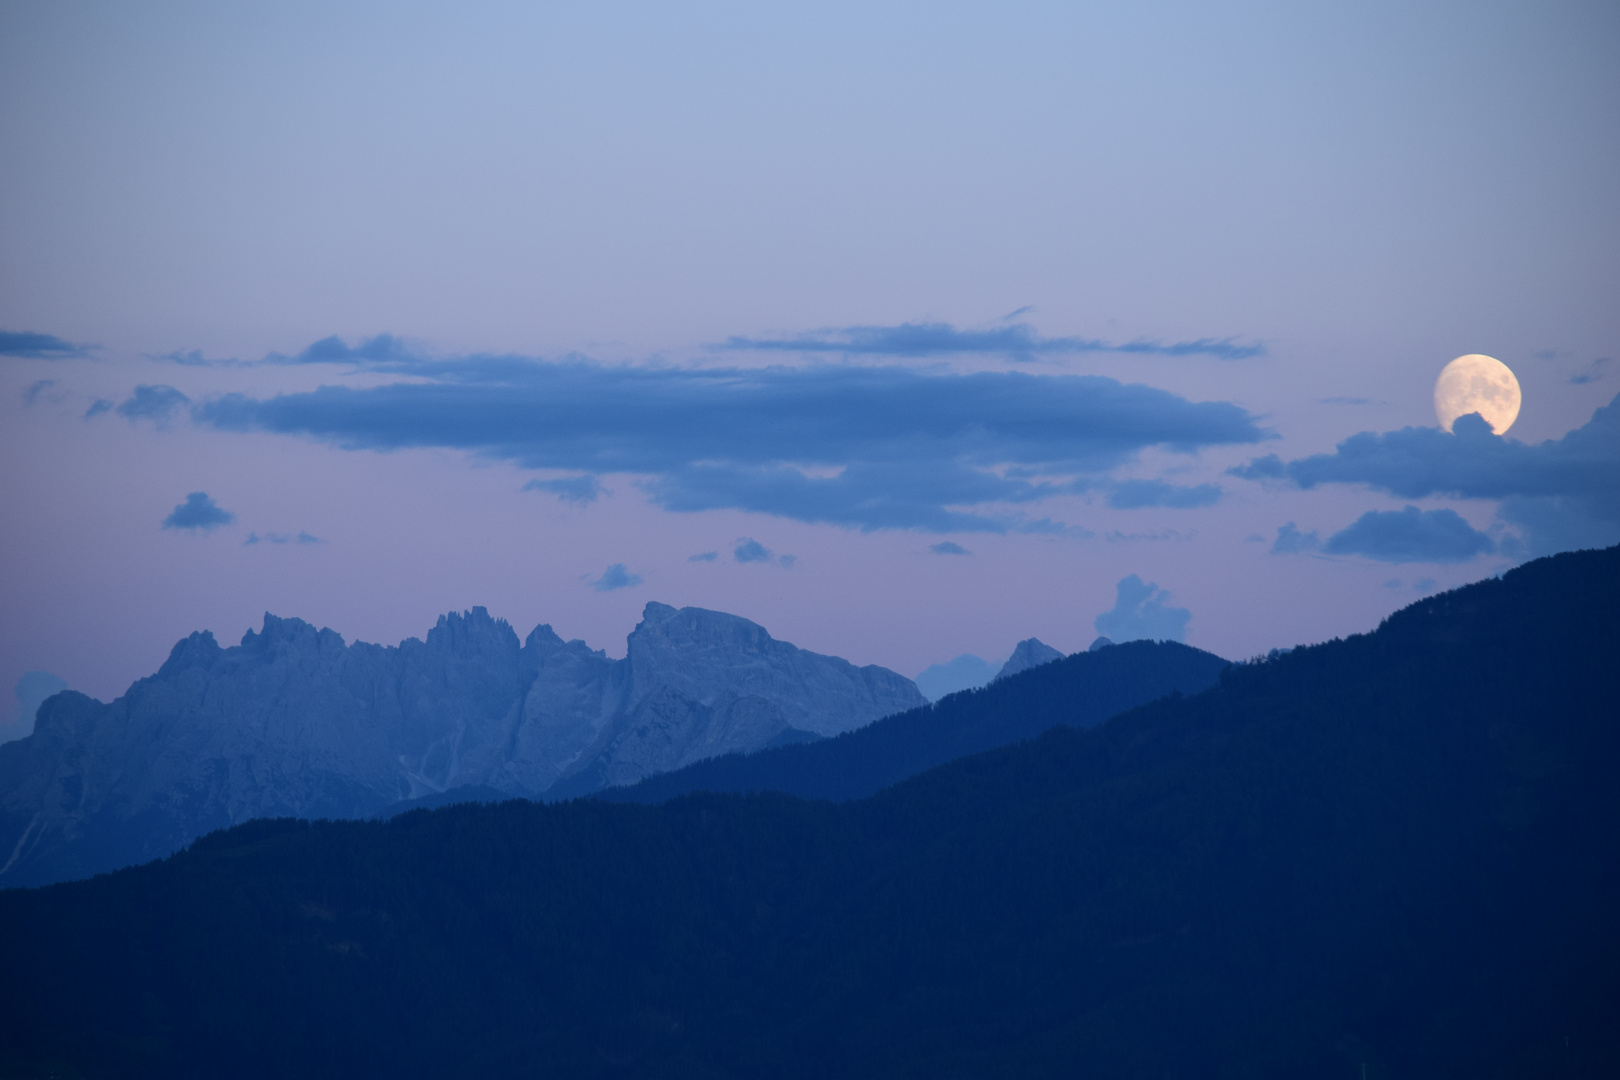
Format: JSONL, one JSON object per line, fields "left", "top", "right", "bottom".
{"left": 2, "top": 0, "right": 1617, "bottom": 729}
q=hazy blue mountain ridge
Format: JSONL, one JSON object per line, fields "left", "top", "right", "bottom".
{"left": 0, "top": 603, "right": 923, "bottom": 887}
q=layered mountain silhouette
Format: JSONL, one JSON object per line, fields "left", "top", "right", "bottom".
{"left": 0, "top": 602, "right": 923, "bottom": 887}
{"left": 598, "top": 637, "right": 1226, "bottom": 805}
{"left": 3, "top": 546, "right": 1614, "bottom": 1077}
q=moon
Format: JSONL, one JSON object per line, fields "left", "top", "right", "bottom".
{"left": 1434, "top": 354, "right": 1520, "bottom": 435}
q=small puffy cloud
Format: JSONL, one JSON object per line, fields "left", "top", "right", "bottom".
{"left": 688, "top": 551, "right": 718, "bottom": 562}
{"left": 1321, "top": 506, "right": 1494, "bottom": 564}
{"left": 116, "top": 385, "right": 190, "bottom": 425}
{"left": 734, "top": 538, "right": 774, "bottom": 563}
{"left": 718, "top": 321, "right": 1263, "bottom": 361}
{"left": 0, "top": 331, "right": 88, "bottom": 360}
{"left": 523, "top": 475, "right": 604, "bottom": 505}
{"left": 930, "top": 541, "right": 971, "bottom": 555}
{"left": 1095, "top": 575, "right": 1191, "bottom": 643}
{"left": 1106, "top": 480, "right": 1221, "bottom": 509}
{"left": 732, "top": 537, "right": 797, "bottom": 567}
{"left": 590, "top": 563, "right": 643, "bottom": 592}
{"left": 5, "top": 671, "right": 68, "bottom": 741}
{"left": 1271, "top": 522, "right": 1320, "bottom": 554}
{"left": 84, "top": 399, "right": 113, "bottom": 418}
{"left": 163, "top": 492, "right": 234, "bottom": 531}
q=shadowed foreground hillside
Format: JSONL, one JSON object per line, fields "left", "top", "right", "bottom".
{"left": 1, "top": 546, "right": 1617, "bottom": 1079}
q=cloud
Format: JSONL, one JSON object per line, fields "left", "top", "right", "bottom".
{"left": 1568, "top": 357, "right": 1610, "bottom": 386}
{"left": 116, "top": 385, "right": 190, "bottom": 425}
{"left": 1319, "top": 506, "right": 1494, "bottom": 564}
{"left": 291, "top": 333, "right": 419, "bottom": 366}
{"left": 523, "top": 475, "right": 604, "bottom": 505}
{"left": 84, "top": 399, "right": 112, "bottom": 418}
{"left": 1105, "top": 480, "right": 1221, "bottom": 509}
{"left": 1229, "top": 397, "right": 1620, "bottom": 557}
{"left": 1271, "top": 522, "right": 1320, "bottom": 554}
{"left": 0, "top": 331, "right": 88, "bottom": 360}
{"left": 195, "top": 349, "right": 1267, "bottom": 534}
{"left": 244, "top": 531, "right": 324, "bottom": 545}
{"left": 22, "top": 379, "right": 56, "bottom": 406}
{"left": 1094, "top": 574, "right": 1190, "bottom": 643}
{"left": 717, "top": 321, "right": 1263, "bottom": 361}
{"left": 930, "top": 541, "right": 971, "bottom": 555}
{"left": 688, "top": 551, "right": 718, "bottom": 562}
{"left": 6, "top": 672, "right": 68, "bottom": 740}
{"left": 590, "top": 563, "right": 643, "bottom": 592}
{"left": 732, "top": 538, "right": 795, "bottom": 566}
{"left": 734, "top": 538, "right": 773, "bottom": 563}
{"left": 163, "top": 492, "right": 234, "bottom": 531}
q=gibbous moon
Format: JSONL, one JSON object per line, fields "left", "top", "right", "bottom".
{"left": 1434, "top": 354, "right": 1520, "bottom": 435}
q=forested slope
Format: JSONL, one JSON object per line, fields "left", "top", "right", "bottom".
{"left": 598, "top": 638, "right": 1228, "bottom": 804}
{"left": 0, "top": 546, "right": 1616, "bottom": 1079}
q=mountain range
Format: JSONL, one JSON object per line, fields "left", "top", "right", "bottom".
{"left": 1, "top": 545, "right": 1615, "bottom": 1077}
{"left": 0, "top": 602, "right": 924, "bottom": 887}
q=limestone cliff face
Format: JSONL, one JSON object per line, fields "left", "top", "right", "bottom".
{"left": 0, "top": 603, "right": 923, "bottom": 887}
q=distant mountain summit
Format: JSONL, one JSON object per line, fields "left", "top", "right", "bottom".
{"left": 0, "top": 603, "right": 923, "bottom": 887}
{"left": 993, "top": 637, "right": 1064, "bottom": 681}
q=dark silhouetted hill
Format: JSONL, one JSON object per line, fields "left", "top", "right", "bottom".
{"left": 596, "top": 638, "right": 1227, "bottom": 805}
{"left": 0, "top": 546, "right": 1617, "bottom": 1079}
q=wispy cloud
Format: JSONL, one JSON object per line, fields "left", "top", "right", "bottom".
{"left": 1105, "top": 480, "right": 1220, "bottom": 509}
{"left": 717, "top": 321, "right": 1264, "bottom": 362}
{"left": 245, "top": 531, "right": 324, "bottom": 545}
{"left": 523, "top": 475, "right": 604, "bottom": 505}
{"left": 0, "top": 331, "right": 90, "bottom": 360}
{"left": 193, "top": 342, "right": 1268, "bottom": 534}
{"left": 929, "top": 541, "right": 971, "bottom": 555}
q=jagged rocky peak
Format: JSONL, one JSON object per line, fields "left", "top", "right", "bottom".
{"left": 157, "top": 630, "right": 224, "bottom": 677}
{"left": 632, "top": 602, "right": 773, "bottom": 653}
{"left": 239, "top": 613, "right": 347, "bottom": 663}
{"left": 994, "top": 638, "right": 1065, "bottom": 682}
{"left": 425, "top": 606, "right": 521, "bottom": 659}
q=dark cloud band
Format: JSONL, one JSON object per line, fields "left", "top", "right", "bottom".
{"left": 195, "top": 356, "right": 1267, "bottom": 534}
{"left": 1232, "top": 398, "right": 1620, "bottom": 557}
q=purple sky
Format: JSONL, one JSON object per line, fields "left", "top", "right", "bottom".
{"left": 2, "top": 1, "right": 1617, "bottom": 725}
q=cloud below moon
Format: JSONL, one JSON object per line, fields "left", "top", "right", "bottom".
{"left": 1434, "top": 354, "right": 1520, "bottom": 435}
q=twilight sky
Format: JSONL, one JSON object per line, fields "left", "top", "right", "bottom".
{"left": 3, "top": 1, "right": 1617, "bottom": 727}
